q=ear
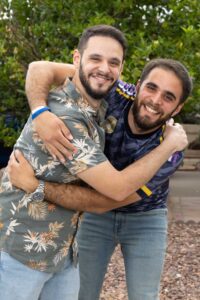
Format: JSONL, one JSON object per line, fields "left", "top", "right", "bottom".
{"left": 73, "top": 49, "right": 81, "bottom": 67}
{"left": 135, "top": 80, "right": 141, "bottom": 93}
{"left": 119, "top": 62, "right": 124, "bottom": 76}
{"left": 171, "top": 103, "right": 184, "bottom": 117}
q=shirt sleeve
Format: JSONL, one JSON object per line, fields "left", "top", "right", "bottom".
{"left": 106, "top": 80, "right": 136, "bottom": 106}
{"left": 61, "top": 109, "right": 108, "bottom": 176}
{"left": 137, "top": 151, "right": 184, "bottom": 198}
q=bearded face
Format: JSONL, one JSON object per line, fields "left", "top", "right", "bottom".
{"left": 131, "top": 94, "right": 178, "bottom": 131}
{"left": 75, "top": 35, "right": 124, "bottom": 101}
{"left": 79, "top": 61, "right": 116, "bottom": 100}
{"left": 131, "top": 68, "right": 183, "bottom": 132}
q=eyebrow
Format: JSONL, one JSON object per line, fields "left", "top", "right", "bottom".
{"left": 89, "top": 54, "right": 101, "bottom": 59}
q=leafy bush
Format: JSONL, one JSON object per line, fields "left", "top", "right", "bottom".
{"left": 0, "top": 0, "right": 200, "bottom": 146}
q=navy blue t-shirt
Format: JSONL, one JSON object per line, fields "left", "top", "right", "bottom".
{"left": 104, "top": 80, "right": 183, "bottom": 213}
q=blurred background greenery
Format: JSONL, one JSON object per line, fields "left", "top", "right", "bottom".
{"left": 0, "top": 0, "right": 200, "bottom": 148}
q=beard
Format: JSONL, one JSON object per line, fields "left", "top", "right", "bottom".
{"left": 79, "top": 62, "right": 115, "bottom": 100}
{"left": 132, "top": 96, "right": 177, "bottom": 131}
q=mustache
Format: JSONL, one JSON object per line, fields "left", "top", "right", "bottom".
{"left": 90, "top": 71, "right": 113, "bottom": 81}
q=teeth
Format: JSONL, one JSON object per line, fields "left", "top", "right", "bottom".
{"left": 145, "top": 105, "right": 158, "bottom": 114}
{"left": 97, "top": 76, "right": 107, "bottom": 80}
{"left": 95, "top": 73, "right": 111, "bottom": 80}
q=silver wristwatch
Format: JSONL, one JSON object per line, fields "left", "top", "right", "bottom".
{"left": 29, "top": 180, "right": 45, "bottom": 202}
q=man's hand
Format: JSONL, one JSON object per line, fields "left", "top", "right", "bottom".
{"left": 7, "top": 150, "right": 39, "bottom": 193}
{"left": 164, "top": 119, "right": 188, "bottom": 152}
{"left": 33, "top": 111, "right": 77, "bottom": 163}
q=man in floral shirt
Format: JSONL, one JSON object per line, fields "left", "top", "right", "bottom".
{"left": 0, "top": 24, "right": 118, "bottom": 300}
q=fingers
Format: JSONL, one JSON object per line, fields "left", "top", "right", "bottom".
{"left": 164, "top": 121, "right": 188, "bottom": 152}
{"left": 7, "top": 151, "right": 38, "bottom": 192}
{"left": 7, "top": 151, "right": 18, "bottom": 183}
{"left": 61, "top": 126, "right": 73, "bottom": 141}
{"left": 8, "top": 150, "right": 23, "bottom": 170}
{"left": 45, "top": 123, "right": 77, "bottom": 162}
{"left": 14, "top": 149, "right": 26, "bottom": 163}
{"left": 46, "top": 143, "right": 74, "bottom": 163}
{"left": 9, "top": 151, "right": 17, "bottom": 164}
{"left": 166, "top": 118, "right": 174, "bottom": 126}
{"left": 173, "top": 122, "right": 182, "bottom": 128}
{"left": 33, "top": 112, "right": 77, "bottom": 162}
{"left": 56, "top": 132, "right": 77, "bottom": 153}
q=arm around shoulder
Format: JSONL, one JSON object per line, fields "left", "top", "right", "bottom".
{"left": 78, "top": 124, "right": 188, "bottom": 201}
{"left": 25, "top": 61, "right": 75, "bottom": 110}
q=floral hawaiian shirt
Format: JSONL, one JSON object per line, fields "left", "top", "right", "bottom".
{"left": 0, "top": 79, "right": 107, "bottom": 273}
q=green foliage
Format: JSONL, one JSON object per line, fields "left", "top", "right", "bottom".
{"left": 0, "top": 0, "right": 200, "bottom": 146}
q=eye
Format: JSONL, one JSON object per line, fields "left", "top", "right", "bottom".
{"left": 91, "top": 57, "right": 100, "bottom": 62}
{"left": 112, "top": 62, "right": 119, "bottom": 67}
{"left": 146, "top": 84, "right": 156, "bottom": 91}
{"left": 89, "top": 55, "right": 101, "bottom": 62}
{"left": 164, "top": 93, "right": 175, "bottom": 102}
{"left": 109, "top": 60, "right": 121, "bottom": 67}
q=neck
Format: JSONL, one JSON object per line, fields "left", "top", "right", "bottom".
{"left": 72, "top": 73, "right": 102, "bottom": 110}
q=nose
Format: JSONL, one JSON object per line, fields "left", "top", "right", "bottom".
{"left": 98, "top": 60, "right": 110, "bottom": 73}
{"left": 152, "top": 92, "right": 162, "bottom": 105}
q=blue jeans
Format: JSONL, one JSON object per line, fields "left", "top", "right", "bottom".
{"left": 78, "top": 209, "right": 168, "bottom": 300}
{"left": 0, "top": 251, "right": 79, "bottom": 300}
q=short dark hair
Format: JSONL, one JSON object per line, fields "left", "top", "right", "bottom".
{"left": 77, "top": 24, "right": 127, "bottom": 61}
{"left": 140, "top": 58, "right": 193, "bottom": 103}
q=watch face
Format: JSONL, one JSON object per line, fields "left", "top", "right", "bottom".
{"left": 31, "top": 192, "right": 44, "bottom": 202}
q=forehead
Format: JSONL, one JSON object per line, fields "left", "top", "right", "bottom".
{"left": 83, "top": 35, "right": 124, "bottom": 61}
{"left": 143, "top": 67, "right": 183, "bottom": 94}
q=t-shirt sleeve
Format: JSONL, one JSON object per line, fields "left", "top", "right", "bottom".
{"left": 137, "top": 151, "right": 184, "bottom": 198}
{"left": 105, "top": 80, "right": 136, "bottom": 106}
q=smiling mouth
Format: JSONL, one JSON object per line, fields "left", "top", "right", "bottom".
{"left": 91, "top": 73, "right": 113, "bottom": 82}
{"left": 144, "top": 104, "right": 160, "bottom": 115}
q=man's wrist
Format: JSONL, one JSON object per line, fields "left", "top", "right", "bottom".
{"left": 32, "top": 106, "right": 51, "bottom": 120}
{"left": 31, "top": 105, "right": 47, "bottom": 114}
{"left": 25, "top": 178, "right": 40, "bottom": 193}
{"left": 29, "top": 180, "right": 45, "bottom": 202}
{"left": 161, "top": 139, "right": 176, "bottom": 155}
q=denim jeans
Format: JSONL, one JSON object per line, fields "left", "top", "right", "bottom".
{"left": 0, "top": 250, "right": 79, "bottom": 300}
{"left": 78, "top": 209, "right": 168, "bottom": 300}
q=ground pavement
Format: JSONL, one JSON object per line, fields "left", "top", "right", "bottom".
{"left": 168, "top": 170, "right": 200, "bottom": 222}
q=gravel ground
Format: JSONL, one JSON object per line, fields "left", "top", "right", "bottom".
{"left": 100, "top": 221, "right": 200, "bottom": 300}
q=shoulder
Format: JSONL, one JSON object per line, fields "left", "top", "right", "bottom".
{"left": 116, "top": 79, "right": 136, "bottom": 99}
{"left": 106, "top": 80, "right": 136, "bottom": 105}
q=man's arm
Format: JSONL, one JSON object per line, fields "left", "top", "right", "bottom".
{"left": 26, "top": 61, "right": 76, "bottom": 161}
{"left": 44, "top": 182, "right": 140, "bottom": 213}
{"left": 7, "top": 151, "right": 140, "bottom": 213}
{"left": 26, "top": 61, "right": 75, "bottom": 109}
{"left": 136, "top": 150, "right": 183, "bottom": 199}
{"left": 77, "top": 123, "right": 187, "bottom": 201}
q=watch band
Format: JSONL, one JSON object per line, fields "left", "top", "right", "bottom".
{"left": 30, "top": 180, "right": 45, "bottom": 202}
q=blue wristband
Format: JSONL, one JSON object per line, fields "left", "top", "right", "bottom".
{"left": 32, "top": 106, "right": 51, "bottom": 120}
